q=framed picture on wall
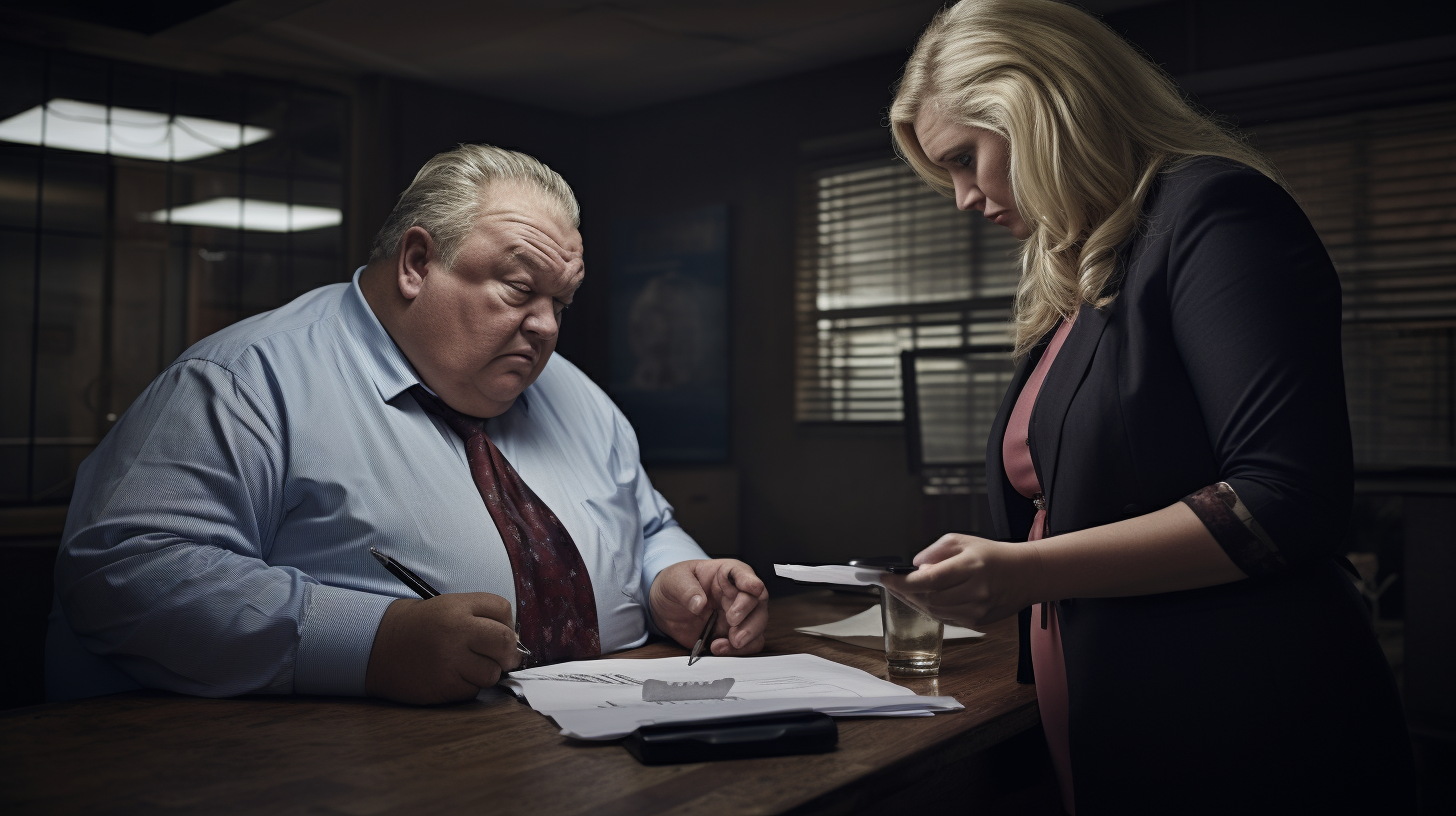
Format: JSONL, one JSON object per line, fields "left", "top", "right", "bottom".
{"left": 608, "top": 205, "right": 729, "bottom": 463}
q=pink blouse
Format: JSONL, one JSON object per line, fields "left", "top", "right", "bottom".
{"left": 1002, "top": 313, "right": 1078, "bottom": 814}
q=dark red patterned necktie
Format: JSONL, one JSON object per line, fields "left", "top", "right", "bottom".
{"left": 410, "top": 386, "right": 600, "bottom": 666}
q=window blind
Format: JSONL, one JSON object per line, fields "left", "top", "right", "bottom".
{"left": 794, "top": 157, "right": 1020, "bottom": 422}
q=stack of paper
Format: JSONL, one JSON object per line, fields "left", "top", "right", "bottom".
{"left": 501, "top": 653, "right": 963, "bottom": 740}
{"left": 795, "top": 604, "right": 984, "bottom": 650}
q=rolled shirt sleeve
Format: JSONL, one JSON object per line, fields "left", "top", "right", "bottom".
{"left": 638, "top": 484, "right": 710, "bottom": 594}
{"left": 57, "top": 359, "right": 391, "bottom": 698}
{"left": 607, "top": 405, "right": 709, "bottom": 632}
{"left": 635, "top": 483, "right": 708, "bottom": 639}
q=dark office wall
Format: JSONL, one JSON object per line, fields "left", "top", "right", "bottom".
{"left": 1103, "top": 0, "right": 1453, "bottom": 77}
{"left": 346, "top": 76, "right": 589, "bottom": 270}
{"left": 577, "top": 53, "right": 928, "bottom": 581}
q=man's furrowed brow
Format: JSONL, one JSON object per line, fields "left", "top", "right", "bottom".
{"left": 510, "top": 235, "right": 579, "bottom": 272}
{"left": 507, "top": 243, "right": 551, "bottom": 271}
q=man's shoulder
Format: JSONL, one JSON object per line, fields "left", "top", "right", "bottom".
{"left": 175, "top": 283, "right": 350, "bottom": 373}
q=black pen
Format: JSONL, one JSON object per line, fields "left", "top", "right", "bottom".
{"left": 369, "top": 546, "right": 533, "bottom": 668}
{"left": 688, "top": 609, "right": 718, "bottom": 666}
{"left": 370, "top": 546, "right": 439, "bottom": 599}
{"left": 688, "top": 568, "right": 745, "bottom": 666}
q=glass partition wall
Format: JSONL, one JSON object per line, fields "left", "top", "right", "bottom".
{"left": 0, "top": 46, "right": 349, "bottom": 506}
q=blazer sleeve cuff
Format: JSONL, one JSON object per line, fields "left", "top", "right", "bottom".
{"left": 1182, "top": 482, "right": 1286, "bottom": 578}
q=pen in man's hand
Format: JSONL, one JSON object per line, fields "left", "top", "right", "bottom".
{"left": 687, "top": 567, "right": 751, "bottom": 665}
{"left": 369, "top": 546, "right": 533, "bottom": 668}
{"left": 688, "top": 609, "right": 719, "bottom": 666}
{"left": 369, "top": 546, "right": 439, "bottom": 598}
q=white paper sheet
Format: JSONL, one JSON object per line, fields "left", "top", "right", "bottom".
{"left": 773, "top": 563, "right": 884, "bottom": 586}
{"left": 794, "top": 604, "right": 984, "bottom": 650}
{"left": 500, "top": 653, "right": 964, "bottom": 740}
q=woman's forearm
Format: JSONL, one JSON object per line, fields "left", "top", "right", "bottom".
{"left": 1029, "top": 502, "right": 1247, "bottom": 601}
{"left": 889, "top": 502, "right": 1252, "bottom": 626}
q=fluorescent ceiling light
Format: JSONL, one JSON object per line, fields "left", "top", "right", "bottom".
{"left": 0, "top": 99, "right": 271, "bottom": 161}
{"left": 146, "top": 198, "right": 341, "bottom": 232}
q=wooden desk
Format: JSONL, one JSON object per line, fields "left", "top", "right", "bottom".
{"left": 0, "top": 591, "right": 1039, "bottom": 815}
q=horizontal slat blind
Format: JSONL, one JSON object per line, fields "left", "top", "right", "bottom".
{"left": 1254, "top": 100, "right": 1456, "bottom": 466}
{"left": 795, "top": 157, "right": 1019, "bottom": 422}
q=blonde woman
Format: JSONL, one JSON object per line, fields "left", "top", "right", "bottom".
{"left": 879, "top": 1, "right": 1413, "bottom": 813}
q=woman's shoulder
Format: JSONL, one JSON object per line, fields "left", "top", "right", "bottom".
{"left": 1118, "top": 154, "right": 1330, "bottom": 296}
{"left": 1151, "top": 156, "right": 1290, "bottom": 218}
{"left": 1137, "top": 155, "right": 1314, "bottom": 250}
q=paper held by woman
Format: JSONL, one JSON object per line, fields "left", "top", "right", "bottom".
{"left": 774, "top": 563, "right": 885, "bottom": 586}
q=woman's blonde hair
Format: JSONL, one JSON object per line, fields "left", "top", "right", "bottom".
{"left": 890, "top": 0, "right": 1279, "bottom": 356}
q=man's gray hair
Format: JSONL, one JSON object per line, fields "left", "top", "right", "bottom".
{"left": 367, "top": 143, "right": 580, "bottom": 268}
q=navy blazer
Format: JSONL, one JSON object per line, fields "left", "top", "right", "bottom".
{"left": 984, "top": 158, "right": 1413, "bottom": 814}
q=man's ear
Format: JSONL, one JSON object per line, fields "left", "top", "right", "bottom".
{"left": 396, "top": 226, "right": 436, "bottom": 300}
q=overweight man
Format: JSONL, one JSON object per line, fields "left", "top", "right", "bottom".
{"left": 46, "top": 144, "right": 768, "bottom": 704}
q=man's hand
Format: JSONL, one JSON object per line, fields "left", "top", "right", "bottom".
{"left": 880, "top": 534, "right": 1042, "bottom": 628}
{"left": 649, "top": 559, "right": 769, "bottom": 656}
{"left": 365, "top": 593, "right": 522, "bottom": 705}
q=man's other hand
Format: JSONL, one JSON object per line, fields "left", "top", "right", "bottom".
{"left": 365, "top": 593, "right": 522, "bottom": 704}
{"left": 649, "top": 559, "right": 769, "bottom": 656}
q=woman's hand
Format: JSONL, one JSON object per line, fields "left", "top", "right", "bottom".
{"left": 881, "top": 534, "right": 1044, "bottom": 628}
{"left": 883, "top": 505, "right": 1250, "bottom": 627}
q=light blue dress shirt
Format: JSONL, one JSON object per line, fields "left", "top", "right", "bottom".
{"left": 46, "top": 270, "right": 707, "bottom": 701}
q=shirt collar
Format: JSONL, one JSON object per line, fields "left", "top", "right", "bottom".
{"left": 339, "top": 267, "right": 424, "bottom": 404}
{"left": 337, "top": 267, "right": 531, "bottom": 412}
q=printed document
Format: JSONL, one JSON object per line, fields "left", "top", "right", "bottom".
{"left": 501, "top": 653, "right": 963, "bottom": 739}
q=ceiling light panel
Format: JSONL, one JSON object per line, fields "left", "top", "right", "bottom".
{"left": 0, "top": 99, "right": 272, "bottom": 161}
{"left": 146, "top": 198, "right": 341, "bottom": 232}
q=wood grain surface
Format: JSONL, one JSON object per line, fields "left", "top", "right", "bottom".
{"left": 0, "top": 591, "right": 1039, "bottom": 815}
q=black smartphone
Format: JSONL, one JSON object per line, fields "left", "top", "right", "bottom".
{"left": 623, "top": 712, "right": 838, "bottom": 764}
{"left": 846, "top": 559, "right": 918, "bottom": 574}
